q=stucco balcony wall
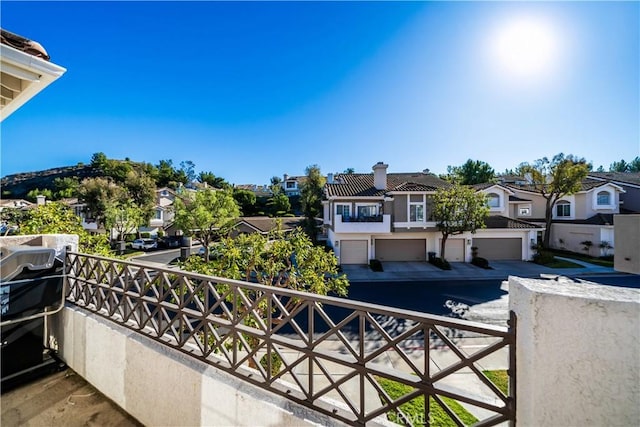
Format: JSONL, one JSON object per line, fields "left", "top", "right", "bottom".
{"left": 333, "top": 214, "right": 391, "bottom": 234}
{"left": 509, "top": 276, "right": 640, "bottom": 427}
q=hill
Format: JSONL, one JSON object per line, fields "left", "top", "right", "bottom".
{"left": 1, "top": 165, "right": 101, "bottom": 199}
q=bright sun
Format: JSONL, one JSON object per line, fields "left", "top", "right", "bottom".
{"left": 490, "top": 17, "right": 559, "bottom": 81}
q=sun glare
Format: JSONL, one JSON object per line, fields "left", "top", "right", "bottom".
{"left": 490, "top": 17, "right": 559, "bottom": 81}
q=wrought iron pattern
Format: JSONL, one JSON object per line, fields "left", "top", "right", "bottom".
{"left": 66, "top": 252, "right": 515, "bottom": 426}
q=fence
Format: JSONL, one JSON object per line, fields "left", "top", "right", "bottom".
{"left": 65, "top": 252, "right": 515, "bottom": 426}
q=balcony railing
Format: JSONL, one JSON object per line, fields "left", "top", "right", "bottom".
{"left": 65, "top": 252, "right": 515, "bottom": 426}
{"left": 334, "top": 214, "right": 391, "bottom": 234}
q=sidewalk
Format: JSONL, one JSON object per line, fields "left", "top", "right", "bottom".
{"left": 341, "top": 260, "right": 616, "bottom": 282}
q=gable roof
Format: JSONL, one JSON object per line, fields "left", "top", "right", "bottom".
{"left": 325, "top": 172, "right": 450, "bottom": 198}
{"left": 503, "top": 177, "right": 623, "bottom": 195}
{"left": 588, "top": 172, "right": 640, "bottom": 187}
{"left": 235, "top": 216, "right": 303, "bottom": 234}
{"left": 484, "top": 215, "right": 542, "bottom": 229}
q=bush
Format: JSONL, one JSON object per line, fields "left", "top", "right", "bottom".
{"left": 533, "top": 250, "right": 555, "bottom": 265}
{"left": 124, "top": 234, "right": 136, "bottom": 242}
{"left": 429, "top": 257, "right": 451, "bottom": 270}
{"left": 369, "top": 259, "right": 383, "bottom": 272}
{"left": 259, "top": 352, "right": 282, "bottom": 376}
{"left": 471, "top": 257, "right": 490, "bottom": 269}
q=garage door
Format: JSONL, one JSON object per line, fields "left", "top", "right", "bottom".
{"left": 472, "top": 238, "right": 522, "bottom": 260}
{"left": 340, "top": 240, "right": 368, "bottom": 265}
{"left": 375, "top": 239, "right": 426, "bottom": 262}
{"left": 440, "top": 238, "right": 465, "bottom": 262}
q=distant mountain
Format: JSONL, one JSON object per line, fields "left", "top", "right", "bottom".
{"left": 1, "top": 165, "right": 101, "bottom": 199}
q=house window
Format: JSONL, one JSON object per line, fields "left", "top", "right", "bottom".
{"left": 357, "top": 205, "right": 377, "bottom": 218}
{"left": 409, "top": 203, "right": 424, "bottom": 222}
{"left": 518, "top": 206, "right": 531, "bottom": 216}
{"left": 556, "top": 201, "right": 571, "bottom": 217}
{"left": 597, "top": 191, "right": 610, "bottom": 206}
{"left": 286, "top": 181, "right": 296, "bottom": 189}
{"left": 487, "top": 193, "right": 500, "bottom": 208}
{"left": 336, "top": 204, "right": 351, "bottom": 219}
{"left": 155, "top": 209, "right": 162, "bottom": 220}
{"left": 161, "top": 190, "right": 168, "bottom": 196}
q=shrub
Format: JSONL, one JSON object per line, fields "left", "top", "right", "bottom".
{"left": 259, "top": 352, "right": 283, "bottom": 376}
{"left": 471, "top": 257, "right": 490, "bottom": 269}
{"left": 157, "top": 230, "right": 165, "bottom": 238}
{"left": 533, "top": 250, "right": 555, "bottom": 265}
{"left": 369, "top": 259, "right": 383, "bottom": 272}
{"left": 429, "top": 257, "right": 451, "bottom": 270}
{"left": 124, "top": 234, "right": 136, "bottom": 242}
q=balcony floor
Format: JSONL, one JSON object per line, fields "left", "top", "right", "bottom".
{"left": 1, "top": 369, "right": 141, "bottom": 427}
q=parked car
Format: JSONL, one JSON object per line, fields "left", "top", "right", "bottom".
{"left": 131, "top": 238, "right": 157, "bottom": 251}
{"left": 157, "top": 236, "right": 181, "bottom": 249}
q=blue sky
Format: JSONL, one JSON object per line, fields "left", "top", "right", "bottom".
{"left": 1, "top": 1, "right": 638, "bottom": 185}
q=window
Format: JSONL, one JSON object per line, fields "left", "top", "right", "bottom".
{"left": 155, "top": 209, "right": 163, "bottom": 220}
{"left": 556, "top": 201, "right": 571, "bottom": 217}
{"left": 336, "top": 204, "right": 351, "bottom": 219}
{"left": 161, "top": 190, "right": 168, "bottom": 196}
{"left": 286, "top": 181, "right": 296, "bottom": 189}
{"left": 487, "top": 193, "right": 500, "bottom": 208}
{"left": 357, "top": 205, "right": 377, "bottom": 218}
{"left": 597, "top": 191, "right": 610, "bottom": 206}
{"left": 518, "top": 207, "right": 531, "bottom": 216}
{"left": 409, "top": 204, "right": 424, "bottom": 222}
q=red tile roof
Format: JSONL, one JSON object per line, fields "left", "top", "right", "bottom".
{"left": 325, "top": 173, "right": 450, "bottom": 198}
{"left": 1, "top": 29, "right": 50, "bottom": 61}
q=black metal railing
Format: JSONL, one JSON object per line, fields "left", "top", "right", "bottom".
{"left": 65, "top": 252, "right": 515, "bottom": 426}
{"left": 340, "top": 215, "right": 385, "bottom": 223}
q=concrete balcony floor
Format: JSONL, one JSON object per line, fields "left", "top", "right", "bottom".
{"left": 1, "top": 369, "right": 141, "bottom": 427}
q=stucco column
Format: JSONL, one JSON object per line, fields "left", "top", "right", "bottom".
{"left": 509, "top": 276, "right": 640, "bottom": 426}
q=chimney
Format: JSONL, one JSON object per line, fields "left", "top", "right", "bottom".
{"left": 372, "top": 162, "right": 388, "bottom": 190}
{"left": 283, "top": 174, "right": 289, "bottom": 181}
{"left": 327, "top": 173, "right": 334, "bottom": 184}
{"left": 36, "top": 195, "right": 46, "bottom": 206}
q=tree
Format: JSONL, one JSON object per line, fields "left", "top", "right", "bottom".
{"left": 26, "top": 188, "right": 54, "bottom": 202}
{"left": 518, "top": 153, "right": 590, "bottom": 248}
{"left": 433, "top": 185, "right": 489, "bottom": 261}
{"left": 610, "top": 157, "right": 640, "bottom": 172}
{"left": 266, "top": 193, "right": 291, "bottom": 217}
{"left": 233, "top": 189, "right": 257, "bottom": 216}
{"left": 104, "top": 199, "right": 144, "bottom": 241}
{"left": 90, "top": 152, "right": 108, "bottom": 169}
{"left": 300, "top": 165, "right": 325, "bottom": 242}
{"left": 18, "top": 202, "right": 112, "bottom": 256}
{"left": 343, "top": 168, "right": 355, "bottom": 174}
{"left": 172, "top": 188, "right": 240, "bottom": 261}
{"left": 53, "top": 177, "right": 79, "bottom": 199}
{"left": 77, "top": 177, "right": 125, "bottom": 227}
{"left": 122, "top": 169, "right": 156, "bottom": 222}
{"left": 445, "top": 159, "right": 496, "bottom": 185}
{"left": 179, "top": 160, "right": 197, "bottom": 184}
{"left": 179, "top": 228, "right": 348, "bottom": 369}
{"left": 269, "top": 176, "right": 283, "bottom": 195}
{"left": 198, "top": 171, "right": 229, "bottom": 189}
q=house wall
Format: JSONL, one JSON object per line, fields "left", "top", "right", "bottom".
{"left": 578, "top": 186, "right": 620, "bottom": 218}
{"left": 614, "top": 214, "right": 640, "bottom": 274}
{"left": 512, "top": 191, "right": 548, "bottom": 219}
{"left": 510, "top": 276, "right": 640, "bottom": 427}
{"left": 548, "top": 223, "right": 610, "bottom": 256}
{"left": 392, "top": 195, "right": 408, "bottom": 222}
{"left": 479, "top": 187, "right": 509, "bottom": 216}
{"left": 620, "top": 185, "right": 640, "bottom": 212}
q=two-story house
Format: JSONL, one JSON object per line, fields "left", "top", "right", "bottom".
{"left": 281, "top": 174, "right": 306, "bottom": 197}
{"left": 323, "top": 163, "right": 541, "bottom": 265}
{"left": 501, "top": 177, "right": 630, "bottom": 256}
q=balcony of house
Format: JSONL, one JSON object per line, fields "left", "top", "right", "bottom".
{"left": 2, "top": 234, "right": 638, "bottom": 427}
{"left": 333, "top": 214, "right": 391, "bottom": 234}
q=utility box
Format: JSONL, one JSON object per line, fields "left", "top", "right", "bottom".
{"left": 1, "top": 246, "right": 66, "bottom": 391}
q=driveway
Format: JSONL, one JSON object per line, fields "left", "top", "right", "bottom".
{"left": 340, "top": 260, "right": 617, "bottom": 282}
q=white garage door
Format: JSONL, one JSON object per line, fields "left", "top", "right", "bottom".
{"left": 375, "top": 239, "right": 426, "bottom": 262}
{"left": 472, "top": 238, "right": 522, "bottom": 260}
{"left": 340, "top": 240, "right": 368, "bottom": 265}
{"left": 440, "top": 238, "right": 465, "bottom": 262}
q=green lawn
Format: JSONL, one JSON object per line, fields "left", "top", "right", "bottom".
{"left": 482, "top": 370, "right": 509, "bottom": 396}
{"left": 547, "top": 249, "right": 614, "bottom": 267}
{"left": 375, "top": 376, "right": 478, "bottom": 426}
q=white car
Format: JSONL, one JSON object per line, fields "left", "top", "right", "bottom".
{"left": 131, "top": 238, "right": 157, "bottom": 251}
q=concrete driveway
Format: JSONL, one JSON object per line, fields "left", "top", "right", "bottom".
{"left": 341, "top": 260, "right": 615, "bottom": 282}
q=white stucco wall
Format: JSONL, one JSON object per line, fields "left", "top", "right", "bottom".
{"left": 509, "top": 276, "right": 640, "bottom": 427}
{"left": 52, "top": 306, "right": 354, "bottom": 427}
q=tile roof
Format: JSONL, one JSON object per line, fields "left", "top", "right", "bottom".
{"left": 236, "top": 216, "right": 303, "bottom": 233}
{"left": 552, "top": 214, "right": 615, "bottom": 226}
{"left": 484, "top": 215, "right": 542, "bottom": 229}
{"left": 325, "top": 173, "right": 450, "bottom": 198}
{"left": 1, "top": 29, "right": 50, "bottom": 61}
{"left": 588, "top": 172, "right": 640, "bottom": 186}
{"left": 508, "top": 195, "right": 531, "bottom": 202}
{"left": 503, "top": 178, "right": 616, "bottom": 194}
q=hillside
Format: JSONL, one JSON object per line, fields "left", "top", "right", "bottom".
{"left": 1, "top": 165, "right": 101, "bottom": 199}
